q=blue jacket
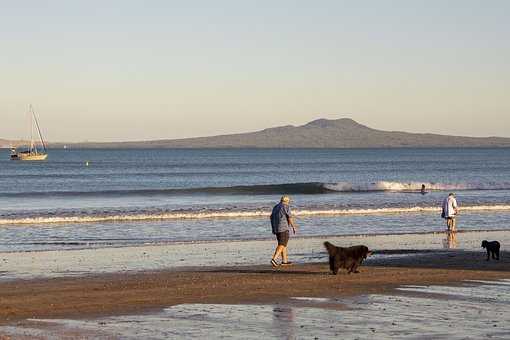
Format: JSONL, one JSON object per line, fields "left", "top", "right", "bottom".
{"left": 270, "top": 202, "right": 291, "bottom": 234}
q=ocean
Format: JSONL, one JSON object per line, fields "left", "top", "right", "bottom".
{"left": 1, "top": 148, "right": 509, "bottom": 252}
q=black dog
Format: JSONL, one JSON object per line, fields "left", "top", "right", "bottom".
{"left": 324, "top": 241, "right": 371, "bottom": 274}
{"left": 481, "top": 240, "right": 500, "bottom": 261}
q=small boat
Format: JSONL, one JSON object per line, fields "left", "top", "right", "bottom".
{"left": 10, "top": 105, "right": 48, "bottom": 161}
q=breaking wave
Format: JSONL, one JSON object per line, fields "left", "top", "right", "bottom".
{"left": 322, "top": 181, "right": 510, "bottom": 192}
{"left": 1, "top": 181, "right": 510, "bottom": 198}
{"left": 1, "top": 205, "right": 510, "bottom": 225}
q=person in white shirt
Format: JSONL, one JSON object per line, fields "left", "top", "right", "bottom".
{"left": 442, "top": 193, "right": 459, "bottom": 232}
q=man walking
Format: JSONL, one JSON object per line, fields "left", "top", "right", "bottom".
{"left": 442, "top": 192, "right": 459, "bottom": 232}
{"left": 270, "top": 195, "right": 296, "bottom": 267}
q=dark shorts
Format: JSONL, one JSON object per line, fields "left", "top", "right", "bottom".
{"left": 275, "top": 231, "right": 289, "bottom": 247}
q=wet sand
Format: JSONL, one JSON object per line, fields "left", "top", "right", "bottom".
{"left": 1, "top": 229, "right": 509, "bottom": 281}
{"left": 1, "top": 249, "right": 509, "bottom": 325}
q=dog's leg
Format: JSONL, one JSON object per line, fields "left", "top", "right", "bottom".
{"left": 329, "top": 256, "right": 335, "bottom": 273}
{"left": 347, "top": 263, "right": 356, "bottom": 274}
{"left": 350, "top": 259, "right": 361, "bottom": 274}
{"left": 332, "top": 255, "right": 341, "bottom": 275}
{"left": 486, "top": 249, "right": 490, "bottom": 261}
{"left": 353, "top": 259, "right": 362, "bottom": 273}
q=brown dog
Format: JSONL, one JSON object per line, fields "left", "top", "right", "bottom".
{"left": 324, "top": 241, "right": 372, "bottom": 274}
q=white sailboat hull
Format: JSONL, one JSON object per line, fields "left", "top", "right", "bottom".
{"left": 11, "top": 152, "right": 48, "bottom": 161}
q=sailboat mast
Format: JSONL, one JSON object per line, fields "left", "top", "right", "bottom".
{"left": 29, "top": 105, "right": 34, "bottom": 153}
{"left": 31, "top": 105, "right": 47, "bottom": 152}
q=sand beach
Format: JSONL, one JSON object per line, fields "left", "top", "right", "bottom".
{"left": 1, "top": 231, "right": 510, "bottom": 338}
{"left": 1, "top": 251, "right": 510, "bottom": 323}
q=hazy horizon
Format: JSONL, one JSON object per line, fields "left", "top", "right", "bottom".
{"left": 1, "top": 1, "right": 509, "bottom": 142}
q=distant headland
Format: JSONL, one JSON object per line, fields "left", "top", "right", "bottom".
{"left": 3, "top": 118, "right": 510, "bottom": 148}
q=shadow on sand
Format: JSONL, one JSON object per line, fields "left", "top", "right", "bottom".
{"left": 203, "top": 267, "right": 328, "bottom": 276}
{"left": 367, "top": 249, "right": 509, "bottom": 272}
{"left": 198, "top": 248, "right": 509, "bottom": 276}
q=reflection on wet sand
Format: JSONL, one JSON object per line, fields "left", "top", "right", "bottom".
{"left": 443, "top": 231, "right": 458, "bottom": 249}
{"left": 272, "top": 306, "right": 296, "bottom": 339}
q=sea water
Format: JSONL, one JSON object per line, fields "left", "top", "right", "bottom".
{"left": 0, "top": 148, "right": 509, "bottom": 252}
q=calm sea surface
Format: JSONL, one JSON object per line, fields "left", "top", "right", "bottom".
{"left": 0, "top": 148, "right": 509, "bottom": 251}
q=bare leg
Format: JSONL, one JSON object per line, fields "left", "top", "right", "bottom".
{"left": 272, "top": 245, "right": 285, "bottom": 262}
{"left": 282, "top": 246, "right": 289, "bottom": 263}
{"left": 445, "top": 219, "right": 458, "bottom": 249}
{"left": 447, "top": 218, "right": 455, "bottom": 232}
{"left": 446, "top": 231, "right": 454, "bottom": 249}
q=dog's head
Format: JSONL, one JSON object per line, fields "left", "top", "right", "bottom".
{"left": 481, "top": 240, "right": 488, "bottom": 248}
{"left": 362, "top": 247, "right": 373, "bottom": 259}
{"left": 324, "top": 241, "right": 339, "bottom": 256}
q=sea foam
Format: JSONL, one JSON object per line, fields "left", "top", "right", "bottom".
{"left": 1, "top": 204, "right": 509, "bottom": 225}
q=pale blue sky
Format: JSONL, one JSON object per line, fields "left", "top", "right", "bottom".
{"left": 1, "top": 0, "right": 509, "bottom": 142}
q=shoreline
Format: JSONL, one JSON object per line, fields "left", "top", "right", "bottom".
{"left": 1, "top": 249, "right": 509, "bottom": 325}
{"left": 1, "top": 228, "right": 509, "bottom": 255}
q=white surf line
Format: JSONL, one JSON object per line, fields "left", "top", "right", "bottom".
{"left": 291, "top": 297, "right": 334, "bottom": 303}
{"left": 297, "top": 205, "right": 510, "bottom": 216}
{"left": 1, "top": 205, "right": 510, "bottom": 225}
{"left": 465, "top": 280, "right": 510, "bottom": 286}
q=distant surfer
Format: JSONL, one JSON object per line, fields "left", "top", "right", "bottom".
{"left": 421, "top": 184, "right": 427, "bottom": 195}
{"left": 270, "top": 195, "right": 297, "bottom": 267}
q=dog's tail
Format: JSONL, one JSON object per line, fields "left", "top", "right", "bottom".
{"left": 324, "top": 241, "right": 338, "bottom": 256}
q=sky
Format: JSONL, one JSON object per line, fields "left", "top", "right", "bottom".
{"left": 1, "top": 0, "right": 509, "bottom": 142}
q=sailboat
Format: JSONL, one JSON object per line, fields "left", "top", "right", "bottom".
{"left": 10, "top": 105, "right": 48, "bottom": 161}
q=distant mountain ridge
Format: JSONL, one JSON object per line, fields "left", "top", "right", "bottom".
{"left": 5, "top": 118, "right": 510, "bottom": 148}
{"left": 0, "top": 139, "right": 27, "bottom": 149}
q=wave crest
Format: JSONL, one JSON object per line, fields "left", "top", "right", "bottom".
{"left": 324, "top": 181, "right": 510, "bottom": 192}
{"left": 1, "top": 205, "right": 510, "bottom": 225}
{"left": 2, "top": 180, "right": 509, "bottom": 198}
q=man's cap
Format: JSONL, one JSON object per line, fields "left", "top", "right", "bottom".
{"left": 280, "top": 195, "right": 291, "bottom": 203}
{"left": 449, "top": 192, "right": 456, "bottom": 197}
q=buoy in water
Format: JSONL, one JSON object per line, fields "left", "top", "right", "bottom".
{"left": 85, "top": 161, "right": 89, "bottom": 166}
